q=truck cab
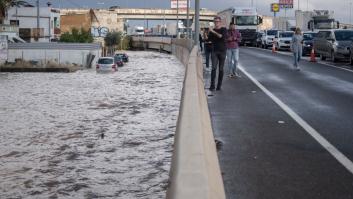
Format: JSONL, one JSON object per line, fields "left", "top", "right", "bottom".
{"left": 218, "top": 7, "right": 263, "bottom": 46}
{"left": 308, "top": 10, "right": 339, "bottom": 31}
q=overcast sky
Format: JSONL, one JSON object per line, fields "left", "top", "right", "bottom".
{"left": 26, "top": 0, "right": 353, "bottom": 24}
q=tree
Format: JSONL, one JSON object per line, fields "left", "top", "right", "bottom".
{"left": 59, "top": 28, "right": 94, "bottom": 43}
{"left": 104, "top": 31, "right": 122, "bottom": 55}
{"left": 0, "top": 0, "right": 30, "bottom": 24}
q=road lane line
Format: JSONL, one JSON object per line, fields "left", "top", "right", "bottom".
{"left": 246, "top": 47, "right": 353, "bottom": 73}
{"left": 238, "top": 64, "right": 353, "bottom": 174}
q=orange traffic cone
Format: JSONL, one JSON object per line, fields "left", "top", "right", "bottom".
{"left": 310, "top": 48, "right": 316, "bottom": 62}
{"left": 272, "top": 42, "right": 276, "bottom": 53}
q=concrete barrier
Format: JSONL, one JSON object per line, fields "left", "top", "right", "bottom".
{"left": 167, "top": 44, "right": 225, "bottom": 199}
{"left": 131, "top": 37, "right": 225, "bottom": 199}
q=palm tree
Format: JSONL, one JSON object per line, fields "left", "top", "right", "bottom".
{"left": 0, "top": 0, "right": 30, "bottom": 24}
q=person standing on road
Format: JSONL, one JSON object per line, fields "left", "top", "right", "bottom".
{"left": 291, "top": 27, "right": 303, "bottom": 71}
{"left": 203, "top": 27, "right": 213, "bottom": 70}
{"left": 199, "top": 28, "right": 204, "bottom": 52}
{"left": 226, "top": 22, "right": 242, "bottom": 78}
{"left": 208, "top": 16, "right": 227, "bottom": 91}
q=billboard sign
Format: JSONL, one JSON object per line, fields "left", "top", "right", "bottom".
{"left": 0, "top": 35, "right": 8, "bottom": 61}
{"left": 271, "top": 3, "right": 280, "bottom": 12}
{"left": 279, "top": 0, "right": 293, "bottom": 8}
{"left": 171, "top": 0, "right": 189, "bottom": 9}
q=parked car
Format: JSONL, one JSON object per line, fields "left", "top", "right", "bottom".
{"left": 255, "top": 32, "right": 264, "bottom": 48}
{"left": 261, "top": 29, "right": 279, "bottom": 48}
{"left": 313, "top": 29, "right": 353, "bottom": 62}
{"left": 115, "top": 53, "right": 129, "bottom": 62}
{"left": 96, "top": 57, "right": 117, "bottom": 72}
{"left": 349, "top": 42, "right": 353, "bottom": 67}
{"left": 274, "top": 31, "right": 294, "bottom": 51}
{"left": 302, "top": 32, "right": 317, "bottom": 56}
{"left": 114, "top": 55, "right": 124, "bottom": 67}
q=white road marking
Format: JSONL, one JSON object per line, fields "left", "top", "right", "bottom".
{"left": 238, "top": 64, "right": 353, "bottom": 174}
{"left": 246, "top": 47, "right": 353, "bottom": 73}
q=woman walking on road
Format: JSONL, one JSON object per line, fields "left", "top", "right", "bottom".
{"left": 291, "top": 27, "right": 303, "bottom": 71}
{"left": 226, "top": 22, "right": 241, "bottom": 77}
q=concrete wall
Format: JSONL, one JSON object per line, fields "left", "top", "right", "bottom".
{"left": 61, "top": 13, "right": 92, "bottom": 33}
{"left": 132, "top": 37, "right": 225, "bottom": 199}
{"left": 6, "top": 43, "right": 101, "bottom": 68}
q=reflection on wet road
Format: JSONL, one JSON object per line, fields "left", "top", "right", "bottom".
{"left": 0, "top": 51, "right": 185, "bottom": 198}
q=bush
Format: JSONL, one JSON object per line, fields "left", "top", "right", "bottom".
{"left": 60, "top": 28, "right": 93, "bottom": 43}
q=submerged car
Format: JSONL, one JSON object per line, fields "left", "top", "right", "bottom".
{"left": 114, "top": 55, "right": 124, "bottom": 67}
{"left": 115, "top": 53, "right": 129, "bottom": 62}
{"left": 96, "top": 57, "right": 117, "bottom": 72}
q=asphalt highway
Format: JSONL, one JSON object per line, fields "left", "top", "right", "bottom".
{"left": 205, "top": 47, "right": 353, "bottom": 199}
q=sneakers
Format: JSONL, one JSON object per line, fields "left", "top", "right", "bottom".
{"left": 234, "top": 73, "right": 241, "bottom": 77}
{"left": 216, "top": 87, "right": 221, "bottom": 91}
{"left": 209, "top": 86, "right": 215, "bottom": 91}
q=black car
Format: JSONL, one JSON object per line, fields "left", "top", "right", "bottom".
{"left": 349, "top": 42, "right": 353, "bottom": 68}
{"left": 302, "top": 32, "right": 317, "bottom": 56}
{"left": 115, "top": 53, "right": 129, "bottom": 62}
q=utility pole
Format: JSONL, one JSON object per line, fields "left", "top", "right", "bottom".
{"left": 36, "top": 0, "right": 40, "bottom": 40}
{"left": 187, "top": 0, "right": 190, "bottom": 38}
{"left": 176, "top": 0, "right": 179, "bottom": 38}
{"left": 195, "top": 0, "right": 200, "bottom": 46}
{"left": 349, "top": 2, "right": 352, "bottom": 26}
{"left": 298, "top": 0, "right": 300, "bottom": 10}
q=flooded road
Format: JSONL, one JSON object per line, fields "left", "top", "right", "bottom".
{"left": 0, "top": 51, "right": 185, "bottom": 199}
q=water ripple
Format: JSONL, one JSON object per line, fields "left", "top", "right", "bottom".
{"left": 0, "top": 51, "right": 184, "bottom": 198}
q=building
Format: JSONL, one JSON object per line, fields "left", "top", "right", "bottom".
{"left": 4, "top": 6, "right": 60, "bottom": 42}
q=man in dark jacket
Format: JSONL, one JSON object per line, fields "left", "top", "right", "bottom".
{"left": 208, "top": 16, "right": 227, "bottom": 91}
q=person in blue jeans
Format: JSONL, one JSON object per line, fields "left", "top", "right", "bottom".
{"left": 291, "top": 27, "right": 303, "bottom": 71}
{"left": 226, "top": 22, "right": 242, "bottom": 77}
{"left": 208, "top": 16, "right": 227, "bottom": 91}
{"left": 203, "top": 28, "right": 212, "bottom": 69}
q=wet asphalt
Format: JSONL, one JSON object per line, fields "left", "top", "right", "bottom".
{"left": 205, "top": 47, "right": 353, "bottom": 199}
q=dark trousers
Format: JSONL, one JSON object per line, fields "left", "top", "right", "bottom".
{"left": 211, "top": 51, "right": 226, "bottom": 89}
{"left": 205, "top": 47, "right": 212, "bottom": 68}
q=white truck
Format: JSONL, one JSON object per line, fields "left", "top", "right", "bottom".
{"left": 218, "top": 7, "right": 263, "bottom": 46}
{"left": 308, "top": 10, "right": 339, "bottom": 31}
{"left": 127, "top": 26, "right": 144, "bottom": 36}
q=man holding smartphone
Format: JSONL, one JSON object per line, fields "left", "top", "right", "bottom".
{"left": 208, "top": 16, "right": 227, "bottom": 91}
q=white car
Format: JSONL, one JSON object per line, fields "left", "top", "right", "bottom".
{"left": 274, "top": 31, "right": 294, "bottom": 51}
{"left": 261, "top": 29, "right": 279, "bottom": 48}
{"left": 96, "top": 57, "right": 117, "bottom": 73}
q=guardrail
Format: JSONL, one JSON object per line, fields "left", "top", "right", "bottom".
{"left": 132, "top": 37, "right": 225, "bottom": 199}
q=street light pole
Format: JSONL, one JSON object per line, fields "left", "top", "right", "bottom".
{"left": 187, "top": 0, "right": 190, "bottom": 38}
{"left": 36, "top": 0, "right": 40, "bottom": 40}
{"left": 176, "top": 0, "right": 179, "bottom": 38}
{"left": 298, "top": 0, "right": 300, "bottom": 11}
{"left": 349, "top": 2, "right": 352, "bottom": 27}
{"left": 195, "top": 0, "right": 200, "bottom": 46}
